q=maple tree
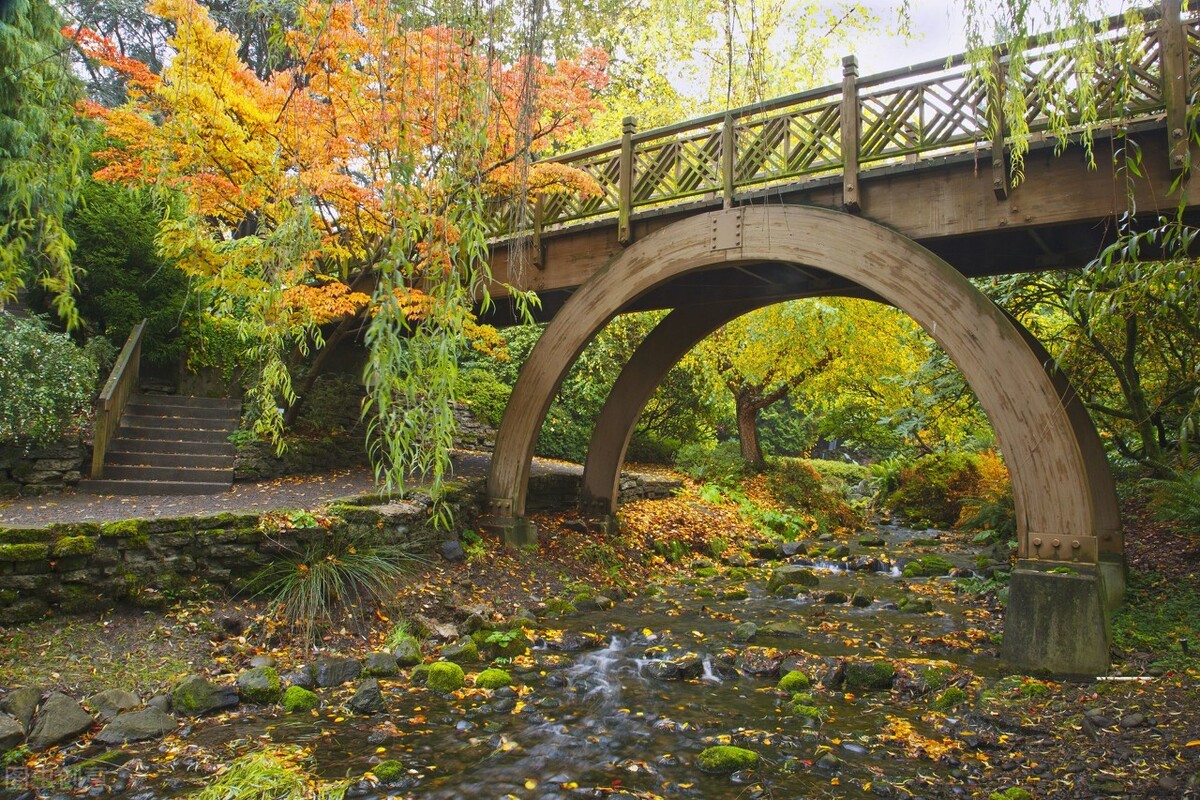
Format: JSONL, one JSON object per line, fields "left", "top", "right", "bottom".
{"left": 689, "top": 298, "right": 925, "bottom": 469}
{"left": 72, "top": 0, "right": 607, "bottom": 499}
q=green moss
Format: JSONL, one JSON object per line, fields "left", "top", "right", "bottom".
{"left": 902, "top": 555, "right": 955, "bottom": 578}
{"left": 441, "top": 638, "right": 478, "bottom": 664}
{"left": 791, "top": 703, "right": 822, "bottom": 723}
{"left": 238, "top": 666, "right": 282, "bottom": 704}
{"left": 696, "top": 745, "right": 759, "bottom": 773}
{"left": 543, "top": 598, "right": 578, "bottom": 617}
{"left": 791, "top": 692, "right": 814, "bottom": 705}
{"left": 474, "top": 668, "right": 512, "bottom": 690}
{"left": 989, "top": 790, "right": 1032, "bottom": 800}
{"left": 51, "top": 535, "right": 97, "bottom": 558}
{"left": 694, "top": 567, "right": 719, "bottom": 578}
{"left": 721, "top": 587, "right": 749, "bottom": 600}
{"left": 1018, "top": 678, "right": 1050, "bottom": 698}
{"left": 0, "top": 589, "right": 16, "bottom": 604}
{"left": 281, "top": 685, "right": 319, "bottom": 712}
{"left": 0, "top": 528, "right": 56, "bottom": 544}
{"left": 100, "top": 519, "right": 146, "bottom": 538}
{"left": 920, "top": 665, "right": 951, "bottom": 690}
{"left": 425, "top": 662, "right": 465, "bottom": 693}
{"left": 931, "top": 686, "right": 968, "bottom": 711}
{"left": 777, "top": 670, "right": 811, "bottom": 693}
{"left": 726, "top": 567, "right": 752, "bottom": 581}
{"left": 844, "top": 660, "right": 896, "bottom": 691}
{"left": 372, "top": 760, "right": 404, "bottom": 783}
{"left": 898, "top": 596, "right": 936, "bottom": 614}
{"left": 695, "top": 588, "right": 715, "bottom": 598}
{"left": 0, "top": 542, "right": 50, "bottom": 562}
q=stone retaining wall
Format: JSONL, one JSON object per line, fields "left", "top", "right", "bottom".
{"left": 0, "top": 440, "right": 88, "bottom": 496}
{"left": 0, "top": 470, "right": 679, "bottom": 625}
{"left": 0, "top": 486, "right": 480, "bottom": 626}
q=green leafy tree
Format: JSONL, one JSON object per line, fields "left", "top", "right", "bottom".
{"left": 0, "top": 0, "right": 85, "bottom": 325}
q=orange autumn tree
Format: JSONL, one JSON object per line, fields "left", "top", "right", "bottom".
{"left": 72, "top": 0, "right": 607, "bottom": 504}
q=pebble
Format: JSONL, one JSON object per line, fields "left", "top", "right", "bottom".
{"left": 1118, "top": 712, "right": 1146, "bottom": 729}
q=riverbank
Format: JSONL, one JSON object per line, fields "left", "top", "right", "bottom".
{"left": 0, "top": 479, "right": 1197, "bottom": 799}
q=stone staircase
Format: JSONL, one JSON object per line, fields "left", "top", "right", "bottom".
{"left": 79, "top": 394, "right": 240, "bottom": 495}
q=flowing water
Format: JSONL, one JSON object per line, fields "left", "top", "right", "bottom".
{"left": 93, "top": 525, "right": 1004, "bottom": 799}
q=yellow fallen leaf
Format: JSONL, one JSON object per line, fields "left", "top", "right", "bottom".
{"left": 524, "top": 779, "right": 537, "bottom": 790}
{"left": 1186, "top": 740, "right": 1200, "bottom": 747}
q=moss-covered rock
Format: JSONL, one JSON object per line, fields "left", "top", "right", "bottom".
{"left": 50, "top": 535, "right": 96, "bottom": 558}
{"left": 777, "top": 670, "right": 811, "bottom": 693}
{"left": 391, "top": 634, "right": 422, "bottom": 667}
{"left": 0, "top": 542, "right": 50, "bottom": 562}
{"left": 901, "top": 555, "right": 955, "bottom": 578}
{"left": 696, "top": 745, "right": 759, "bottom": 774}
{"left": 844, "top": 660, "right": 896, "bottom": 692}
{"left": 472, "top": 629, "right": 530, "bottom": 659}
{"left": 474, "top": 668, "right": 512, "bottom": 690}
{"left": 237, "top": 666, "right": 282, "bottom": 704}
{"left": 988, "top": 790, "right": 1032, "bottom": 800}
{"left": 99, "top": 519, "right": 146, "bottom": 539}
{"left": 721, "top": 587, "right": 749, "bottom": 601}
{"left": 792, "top": 703, "right": 822, "bottom": 724}
{"left": 766, "top": 565, "right": 819, "bottom": 594}
{"left": 931, "top": 686, "right": 968, "bottom": 711}
{"left": 373, "top": 760, "right": 405, "bottom": 783}
{"left": 281, "top": 685, "right": 319, "bottom": 712}
{"left": 441, "top": 637, "right": 478, "bottom": 664}
{"left": 424, "top": 662, "right": 465, "bottom": 693}
{"left": 897, "top": 596, "right": 935, "bottom": 614}
{"left": 543, "top": 598, "right": 578, "bottom": 617}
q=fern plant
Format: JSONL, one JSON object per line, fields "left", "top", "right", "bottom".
{"left": 1149, "top": 466, "right": 1200, "bottom": 531}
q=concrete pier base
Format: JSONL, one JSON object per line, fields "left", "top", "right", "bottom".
{"left": 479, "top": 516, "right": 538, "bottom": 549}
{"left": 1000, "top": 560, "right": 1111, "bottom": 678}
{"left": 1097, "top": 553, "right": 1127, "bottom": 610}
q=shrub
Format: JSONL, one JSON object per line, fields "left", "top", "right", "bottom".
{"left": 674, "top": 440, "right": 745, "bottom": 484}
{"left": 0, "top": 316, "right": 101, "bottom": 445}
{"left": 245, "top": 534, "right": 420, "bottom": 645}
{"left": 887, "top": 452, "right": 983, "bottom": 528}
{"left": 767, "top": 458, "right": 863, "bottom": 532}
{"left": 457, "top": 368, "right": 511, "bottom": 428}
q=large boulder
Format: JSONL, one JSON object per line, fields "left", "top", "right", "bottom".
{"left": 1, "top": 687, "right": 41, "bottom": 731}
{"left": 0, "top": 713, "right": 24, "bottom": 751}
{"left": 171, "top": 676, "right": 239, "bottom": 716}
{"left": 347, "top": 679, "right": 385, "bottom": 715}
{"left": 313, "top": 657, "right": 362, "bottom": 688}
{"left": 85, "top": 689, "right": 141, "bottom": 722}
{"left": 94, "top": 708, "right": 177, "bottom": 744}
{"left": 237, "top": 666, "right": 282, "bottom": 705}
{"left": 27, "top": 693, "right": 93, "bottom": 750}
{"left": 766, "top": 565, "right": 820, "bottom": 594}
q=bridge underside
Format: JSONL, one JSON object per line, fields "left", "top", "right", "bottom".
{"left": 481, "top": 204, "right": 1125, "bottom": 677}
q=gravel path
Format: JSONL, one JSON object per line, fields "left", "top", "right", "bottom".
{"left": 0, "top": 451, "right": 581, "bottom": 528}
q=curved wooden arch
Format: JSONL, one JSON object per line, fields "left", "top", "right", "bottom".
{"left": 487, "top": 205, "right": 1103, "bottom": 567}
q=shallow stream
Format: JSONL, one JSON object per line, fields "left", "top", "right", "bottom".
{"left": 95, "top": 525, "right": 1005, "bottom": 800}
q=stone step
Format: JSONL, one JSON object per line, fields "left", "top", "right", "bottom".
{"left": 77, "top": 478, "right": 232, "bottom": 496}
{"left": 124, "top": 401, "right": 240, "bottom": 422}
{"left": 105, "top": 450, "right": 233, "bottom": 469}
{"left": 115, "top": 426, "right": 235, "bottom": 445}
{"left": 103, "top": 464, "right": 233, "bottom": 483}
{"left": 107, "top": 438, "right": 235, "bottom": 457}
{"left": 120, "top": 413, "right": 238, "bottom": 432}
{"left": 132, "top": 394, "right": 241, "bottom": 412}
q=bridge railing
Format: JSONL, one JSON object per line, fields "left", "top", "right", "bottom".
{"left": 493, "top": 0, "right": 1197, "bottom": 243}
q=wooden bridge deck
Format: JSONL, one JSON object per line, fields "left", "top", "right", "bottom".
{"left": 484, "top": 2, "right": 1199, "bottom": 321}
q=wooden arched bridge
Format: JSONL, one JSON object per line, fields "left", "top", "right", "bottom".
{"left": 478, "top": 1, "right": 1200, "bottom": 676}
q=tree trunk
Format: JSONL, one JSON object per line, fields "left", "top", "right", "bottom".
{"left": 736, "top": 394, "right": 766, "bottom": 471}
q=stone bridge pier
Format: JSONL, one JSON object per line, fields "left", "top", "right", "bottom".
{"left": 483, "top": 206, "right": 1124, "bottom": 677}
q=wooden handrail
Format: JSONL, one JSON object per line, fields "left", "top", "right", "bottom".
{"left": 499, "top": 1, "right": 1191, "bottom": 238}
{"left": 91, "top": 319, "right": 147, "bottom": 479}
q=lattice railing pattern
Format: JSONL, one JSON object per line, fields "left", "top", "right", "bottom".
{"left": 733, "top": 101, "right": 842, "bottom": 186}
{"left": 506, "top": 4, "right": 1193, "bottom": 238}
{"left": 859, "top": 74, "right": 990, "bottom": 162}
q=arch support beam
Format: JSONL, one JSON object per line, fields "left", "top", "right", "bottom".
{"left": 580, "top": 300, "right": 765, "bottom": 516}
{"left": 486, "top": 205, "right": 1117, "bottom": 675}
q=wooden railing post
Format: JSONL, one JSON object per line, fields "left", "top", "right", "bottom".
{"left": 840, "top": 55, "right": 861, "bottom": 212}
{"left": 618, "top": 116, "right": 636, "bottom": 245}
{"left": 91, "top": 319, "right": 146, "bottom": 479}
{"left": 1160, "top": 0, "right": 1189, "bottom": 172}
{"left": 531, "top": 194, "right": 545, "bottom": 270}
{"left": 721, "top": 112, "right": 736, "bottom": 208}
{"left": 991, "top": 51, "right": 1010, "bottom": 199}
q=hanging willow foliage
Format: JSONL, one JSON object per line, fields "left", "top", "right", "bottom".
{"left": 73, "top": 0, "right": 606, "bottom": 521}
